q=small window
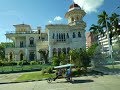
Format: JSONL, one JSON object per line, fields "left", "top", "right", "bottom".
{"left": 73, "top": 32, "right": 76, "bottom": 38}
{"left": 78, "top": 32, "right": 81, "bottom": 37}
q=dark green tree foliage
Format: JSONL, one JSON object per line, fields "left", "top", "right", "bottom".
{"left": 69, "top": 48, "right": 96, "bottom": 69}
{"left": 59, "top": 52, "right": 67, "bottom": 65}
{"left": 38, "top": 50, "right": 49, "bottom": 64}
{"left": 52, "top": 56, "right": 60, "bottom": 66}
{"left": 0, "top": 44, "right": 5, "bottom": 60}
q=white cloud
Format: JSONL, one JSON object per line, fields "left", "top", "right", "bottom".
{"left": 48, "top": 20, "right": 52, "bottom": 23}
{"left": 54, "top": 16, "right": 62, "bottom": 21}
{"left": 73, "top": 0, "right": 104, "bottom": 13}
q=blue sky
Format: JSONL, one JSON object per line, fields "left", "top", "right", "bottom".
{"left": 0, "top": 0, "right": 120, "bottom": 43}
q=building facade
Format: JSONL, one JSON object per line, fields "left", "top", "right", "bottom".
{"left": 86, "top": 32, "right": 97, "bottom": 49}
{"left": 98, "top": 24, "right": 120, "bottom": 55}
{"left": 5, "top": 4, "right": 86, "bottom": 61}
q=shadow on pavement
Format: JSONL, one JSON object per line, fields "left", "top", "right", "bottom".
{"left": 52, "top": 79, "right": 94, "bottom": 84}
{"left": 71, "top": 79, "right": 94, "bottom": 84}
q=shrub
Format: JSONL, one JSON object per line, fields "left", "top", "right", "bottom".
{"left": 17, "top": 61, "right": 23, "bottom": 66}
{"left": 30, "top": 61, "right": 38, "bottom": 65}
{"left": 23, "top": 60, "right": 29, "bottom": 65}
{"left": 46, "top": 67, "right": 53, "bottom": 74}
{"left": 0, "top": 60, "right": 4, "bottom": 66}
{"left": 52, "top": 56, "right": 60, "bottom": 66}
{"left": 41, "top": 69, "right": 46, "bottom": 75}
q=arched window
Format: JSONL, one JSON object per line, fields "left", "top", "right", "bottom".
{"left": 9, "top": 52, "right": 13, "bottom": 60}
{"left": 63, "top": 33, "right": 65, "bottom": 41}
{"left": 52, "top": 33, "right": 55, "bottom": 39}
{"left": 20, "top": 41, "right": 23, "bottom": 48}
{"left": 57, "top": 33, "right": 58, "bottom": 41}
{"left": 38, "top": 30, "right": 40, "bottom": 34}
{"left": 71, "top": 17, "right": 74, "bottom": 22}
{"left": 62, "top": 48, "right": 66, "bottom": 54}
{"left": 39, "top": 36, "right": 41, "bottom": 39}
{"left": 29, "top": 37, "right": 34, "bottom": 45}
{"left": 59, "top": 33, "right": 61, "bottom": 41}
{"left": 20, "top": 53, "right": 24, "bottom": 60}
{"left": 73, "top": 32, "right": 76, "bottom": 38}
{"left": 76, "top": 16, "right": 79, "bottom": 21}
{"left": 67, "top": 47, "right": 70, "bottom": 54}
{"left": 67, "top": 33, "right": 69, "bottom": 38}
{"left": 29, "top": 52, "right": 35, "bottom": 60}
{"left": 78, "top": 32, "right": 81, "bottom": 37}
{"left": 58, "top": 48, "right": 61, "bottom": 56}
{"left": 53, "top": 48, "right": 57, "bottom": 56}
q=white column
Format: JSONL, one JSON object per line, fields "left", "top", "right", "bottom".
{"left": 49, "top": 46, "right": 52, "bottom": 58}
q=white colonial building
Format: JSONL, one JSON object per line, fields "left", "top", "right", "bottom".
{"left": 5, "top": 3, "right": 86, "bottom": 61}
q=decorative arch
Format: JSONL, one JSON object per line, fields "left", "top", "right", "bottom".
{"left": 20, "top": 53, "right": 24, "bottom": 60}
{"left": 19, "top": 50, "right": 24, "bottom": 60}
{"left": 9, "top": 51, "right": 14, "bottom": 61}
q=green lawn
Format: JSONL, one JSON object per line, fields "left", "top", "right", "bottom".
{"left": 15, "top": 71, "right": 55, "bottom": 82}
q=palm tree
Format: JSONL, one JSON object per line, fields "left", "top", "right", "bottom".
{"left": 98, "top": 11, "right": 120, "bottom": 70}
{"left": 109, "top": 13, "right": 120, "bottom": 36}
{"left": 98, "top": 11, "right": 108, "bottom": 27}
{"left": 97, "top": 11, "right": 113, "bottom": 59}
{"left": 98, "top": 11, "right": 119, "bottom": 51}
{"left": 89, "top": 24, "right": 104, "bottom": 38}
{"left": 89, "top": 24, "right": 104, "bottom": 51}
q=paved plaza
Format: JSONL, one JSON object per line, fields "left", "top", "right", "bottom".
{"left": 0, "top": 75, "right": 120, "bottom": 90}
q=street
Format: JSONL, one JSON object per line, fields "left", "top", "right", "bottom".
{"left": 0, "top": 75, "right": 120, "bottom": 90}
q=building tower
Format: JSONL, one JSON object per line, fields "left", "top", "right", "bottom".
{"left": 65, "top": 3, "right": 86, "bottom": 26}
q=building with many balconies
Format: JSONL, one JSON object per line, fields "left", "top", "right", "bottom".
{"left": 5, "top": 3, "right": 86, "bottom": 61}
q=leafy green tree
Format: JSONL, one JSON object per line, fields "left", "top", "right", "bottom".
{"left": 69, "top": 48, "right": 95, "bottom": 70}
{"left": 52, "top": 55, "right": 60, "bottom": 66}
{"left": 59, "top": 52, "right": 67, "bottom": 65}
{"left": 38, "top": 49, "right": 49, "bottom": 64}
{"left": 0, "top": 44, "right": 5, "bottom": 60}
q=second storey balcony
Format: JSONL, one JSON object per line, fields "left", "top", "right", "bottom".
{"left": 5, "top": 31, "right": 38, "bottom": 40}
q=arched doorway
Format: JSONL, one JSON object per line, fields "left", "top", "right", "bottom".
{"left": 29, "top": 52, "right": 35, "bottom": 60}
{"left": 20, "top": 53, "right": 24, "bottom": 60}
